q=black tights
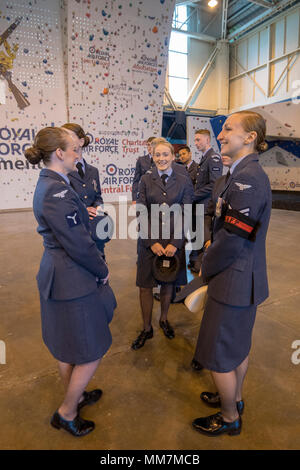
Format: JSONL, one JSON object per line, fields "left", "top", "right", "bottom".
{"left": 139, "top": 284, "right": 174, "bottom": 331}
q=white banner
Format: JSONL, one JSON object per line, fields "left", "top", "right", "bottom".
{"left": 0, "top": 0, "right": 175, "bottom": 209}
{"left": 0, "top": 0, "right": 68, "bottom": 210}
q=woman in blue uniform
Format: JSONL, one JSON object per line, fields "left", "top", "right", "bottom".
{"left": 192, "top": 111, "right": 272, "bottom": 437}
{"left": 24, "top": 127, "right": 116, "bottom": 437}
{"left": 131, "top": 141, "right": 194, "bottom": 349}
{"left": 61, "top": 123, "right": 106, "bottom": 254}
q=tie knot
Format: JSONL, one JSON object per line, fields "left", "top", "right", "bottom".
{"left": 161, "top": 174, "right": 168, "bottom": 185}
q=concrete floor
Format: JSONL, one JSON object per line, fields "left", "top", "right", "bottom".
{"left": 0, "top": 208, "right": 299, "bottom": 450}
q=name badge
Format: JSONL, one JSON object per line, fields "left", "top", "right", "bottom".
{"left": 215, "top": 197, "right": 223, "bottom": 218}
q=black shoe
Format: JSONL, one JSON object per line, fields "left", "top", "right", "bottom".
{"left": 50, "top": 411, "right": 95, "bottom": 437}
{"left": 192, "top": 412, "right": 242, "bottom": 436}
{"left": 191, "top": 359, "right": 204, "bottom": 371}
{"left": 78, "top": 389, "right": 103, "bottom": 411}
{"left": 131, "top": 327, "right": 153, "bottom": 350}
{"left": 200, "top": 391, "right": 244, "bottom": 415}
{"left": 159, "top": 320, "right": 175, "bottom": 339}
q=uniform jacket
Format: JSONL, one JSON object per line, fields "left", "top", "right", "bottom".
{"left": 201, "top": 153, "right": 272, "bottom": 307}
{"left": 194, "top": 147, "right": 223, "bottom": 208}
{"left": 186, "top": 160, "right": 199, "bottom": 188}
{"left": 33, "top": 169, "right": 108, "bottom": 301}
{"left": 137, "top": 167, "right": 194, "bottom": 250}
{"left": 132, "top": 154, "right": 154, "bottom": 201}
{"left": 132, "top": 155, "right": 189, "bottom": 201}
{"left": 68, "top": 159, "right": 103, "bottom": 208}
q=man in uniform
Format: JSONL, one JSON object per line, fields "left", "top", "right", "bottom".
{"left": 178, "top": 145, "right": 198, "bottom": 187}
{"left": 178, "top": 145, "right": 199, "bottom": 269}
{"left": 191, "top": 129, "right": 223, "bottom": 273}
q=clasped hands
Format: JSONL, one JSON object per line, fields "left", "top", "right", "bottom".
{"left": 151, "top": 242, "right": 177, "bottom": 257}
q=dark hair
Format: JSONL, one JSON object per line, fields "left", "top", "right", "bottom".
{"left": 147, "top": 136, "right": 156, "bottom": 143}
{"left": 24, "top": 127, "right": 70, "bottom": 165}
{"left": 61, "top": 123, "right": 90, "bottom": 147}
{"left": 234, "top": 111, "right": 268, "bottom": 153}
{"left": 195, "top": 129, "right": 210, "bottom": 138}
{"left": 178, "top": 145, "right": 191, "bottom": 153}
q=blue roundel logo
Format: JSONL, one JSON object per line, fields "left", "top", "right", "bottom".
{"left": 106, "top": 163, "right": 117, "bottom": 176}
{"left": 86, "top": 132, "right": 94, "bottom": 144}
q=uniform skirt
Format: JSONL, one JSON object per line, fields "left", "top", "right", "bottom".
{"left": 136, "top": 239, "right": 187, "bottom": 288}
{"left": 40, "top": 283, "right": 116, "bottom": 365}
{"left": 195, "top": 295, "right": 257, "bottom": 373}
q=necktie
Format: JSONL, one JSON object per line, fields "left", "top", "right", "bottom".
{"left": 76, "top": 162, "right": 84, "bottom": 179}
{"left": 225, "top": 170, "right": 230, "bottom": 183}
{"left": 161, "top": 174, "right": 168, "bottom": 186}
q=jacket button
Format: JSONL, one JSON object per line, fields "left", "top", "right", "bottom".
{"left": 83, "top": 184, "right": 86, "bottom": 187}
{"left": 163, "top": 192, "right": 166, "bottom": 196}
{"left": 84, "top": 195, "right": 88, "bottom": 199}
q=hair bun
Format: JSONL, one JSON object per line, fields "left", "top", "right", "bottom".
{"left": 24, "top": 145, "right": 43, "bottom": 165}
{"left": 83, "top": 135, "right": 90, "bottom": 147}
{"left": 257, "top": 141, "right": 268, "bottom": 153}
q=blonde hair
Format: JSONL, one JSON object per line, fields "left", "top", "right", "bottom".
{"left": 152, "top": 138, "right": 174, "bottom": 155}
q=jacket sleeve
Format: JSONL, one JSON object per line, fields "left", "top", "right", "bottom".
{"left": 43, "top": 184, "right": 108, "bottom": 279}
{"left": 93, "top": 168, "right": 104, "bottom": 207}
{"left": 201, "top": 174, "right": 263, "bottom": 281}
{"left": 132, "top": 158, "right": 142, "bottom": 201}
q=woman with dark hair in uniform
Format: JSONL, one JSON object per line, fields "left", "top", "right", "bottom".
{"left": 192, "top": 111, "right": 271, "bottom": 436}
{"left": 131, "top": 140, "right": 193, "bottom": 350}
{"left": 61, "top": 123, "right": 107, "bottom": 254}
{"left": 24, "top": 127, "right": 116, "bottom": 437}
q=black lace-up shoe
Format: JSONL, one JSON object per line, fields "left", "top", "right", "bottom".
{"left": 131, "top": 327, "right": 153, "bottom": 350}
{"left": 200, "top": 391, "right": 244, "bottom": 415}
{"left": 51, "top": 411, "right": 95, "bottom": 437}
{"left": 77, "top": 389, "right": 103, "bottom": 411}
{"left": 192, "top": 412, "right": 242, "bottom": 436}
{"left": 159, "top": 320, "right": 175, "bottom": 339}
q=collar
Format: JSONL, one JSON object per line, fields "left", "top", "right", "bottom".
{"left": 40, "top": 168, "right": 70, "bottom": 185}
{"left": 230, "top": 154, "right": 252, "bottom": 174}
{"left": 202, "top": 147, "right": 213, "bottom": 158}
{"left": 158, "top": 167, "right": 173, "bottom": 178}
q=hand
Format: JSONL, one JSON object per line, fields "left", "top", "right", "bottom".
{"left": 198, "top": 268, "right": 202, "bottom": 278}
{"left": 151, "top": 242, "right": 165, "bottom": 256}
{"left": 87, "top": 206, "right": 97, "bottom": 219}
{"left": 164, "top": 244, "right": 177, "bottom": 257}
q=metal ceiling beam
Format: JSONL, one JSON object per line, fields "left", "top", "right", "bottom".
{"left": 227, "top": 0, "right": 296, "bottom": 40}
{"left": 247, "top": 0, "right": 275, "bottom": 8}
{"left": 221, "top": 0, "right": 229, "bottom": 40}
{"left": 182, "top": 45, "right": 220, "bottom": 111}
{"left": 171, "top": 27, "right": 217, "bottom": 43}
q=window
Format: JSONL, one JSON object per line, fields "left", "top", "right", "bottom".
{"left": 168, "top": 5, "right": 188, "bottom": 104}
